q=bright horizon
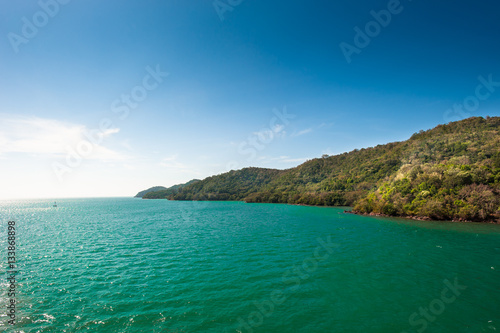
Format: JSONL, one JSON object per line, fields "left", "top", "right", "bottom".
{"left": 1, "top": 1, "right": 499, "bottom": 200}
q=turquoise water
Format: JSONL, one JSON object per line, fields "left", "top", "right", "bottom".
{"left": 0, "top": 198, "right": 499, "bottom": 332}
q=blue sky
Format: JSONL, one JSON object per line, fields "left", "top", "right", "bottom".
{"left": 1, "top": 0, "right": 499, "bottom": 199}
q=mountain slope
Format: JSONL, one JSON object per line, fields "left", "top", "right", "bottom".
{"left": 138, "top": 179, "right": 200, "bottom": 199}
{"left": 353, "top": 117, "right": 500, "bottom": 221}
{"left": 143, "top": 168, "right": 283, "bottom": 200}
{"left": 143, "top": 117, "right": 500, "bottom": 221}
{"left": 248, "top": 117, "right": 500, "bottom": 207}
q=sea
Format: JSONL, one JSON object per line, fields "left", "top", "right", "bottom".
{"left": 0, "top": 198, "right": 499, "bottom": 332}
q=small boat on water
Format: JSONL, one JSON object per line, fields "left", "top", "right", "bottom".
{"left": 53, "top": 201, "right": 57, "bottom": 207}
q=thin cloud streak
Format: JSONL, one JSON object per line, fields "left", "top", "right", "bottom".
{"left": 292, "top": 128, "right": 313, "bottom": 137}
{"left": 0, "top": 114, "right": 126, "bottom": 160}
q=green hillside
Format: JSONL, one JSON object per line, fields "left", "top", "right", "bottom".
{"left": 141, "top": 179, "right": 201, "bottom": 199}
{"left": 143, "top": 117, "right": 500, "bottom": 222}
{"left": 143, "top": 168, "right": 282, "bottom": 200}
{"left": 353, "top": 117, "right": 500, "bottom": 221}
{"left": 135, "top": 186, "right": 168, "bottom": 198}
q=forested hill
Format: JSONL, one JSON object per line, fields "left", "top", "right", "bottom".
{"left": 143, "top": 116, "right": 500, "bottom": 222}
{"left": 143, "top": 168, "right": 284, "bottom": 200}
{"left": 135, "top": 186, "right": 168, "bottom": 198}
{"left": 138, "top": 179, "right": 200, "bottom": 198}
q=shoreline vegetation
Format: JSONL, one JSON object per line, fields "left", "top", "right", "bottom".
{"left": 138, "top": 117, "right": 500, "bottom": 223}
{"left": 344, "top": 210, "right": 499, "bottom": 224}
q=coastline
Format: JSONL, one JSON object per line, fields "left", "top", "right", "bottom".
{"left": 345, "top": 210, "right": 500, "bottom": 224}
{"left": 144, "top": 197, "right": 499, "bottom": 224}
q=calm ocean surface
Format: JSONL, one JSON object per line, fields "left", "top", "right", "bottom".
{"left": 0, "top": 198, "right": 499, "bottom": 332}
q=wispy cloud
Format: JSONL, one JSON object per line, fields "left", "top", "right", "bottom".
{"left": 292, "top": 128, "right": 312, "bottom": 137}
{"left": 258, "top": 155, "right": 310, "bottom": 164}
{"left": 321, "top": 148, "right": 339, "bottom": 156}
{"left": 282, "top": 157, "right": 310, "bottom": 163}
{"left": 0, "top": 114, "right": 125, "bottom": 160}
{"left": 159, "top": 155, "right": 202, "bottom": 175}
{"left": 272, "top": 124, "right": 286, "bottom": 137}
{"left": 318, "top": 122, "right": 335, "bottom": 129}
{"left": 251, "top": 124, "right": 287, "bottom": 140}
{"left": 159, "top": 154, "right": 181, "bottom": 167}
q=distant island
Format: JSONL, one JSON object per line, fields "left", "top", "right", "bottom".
{"left": 138, "top": 117, "right": 500, "bottom": 223}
